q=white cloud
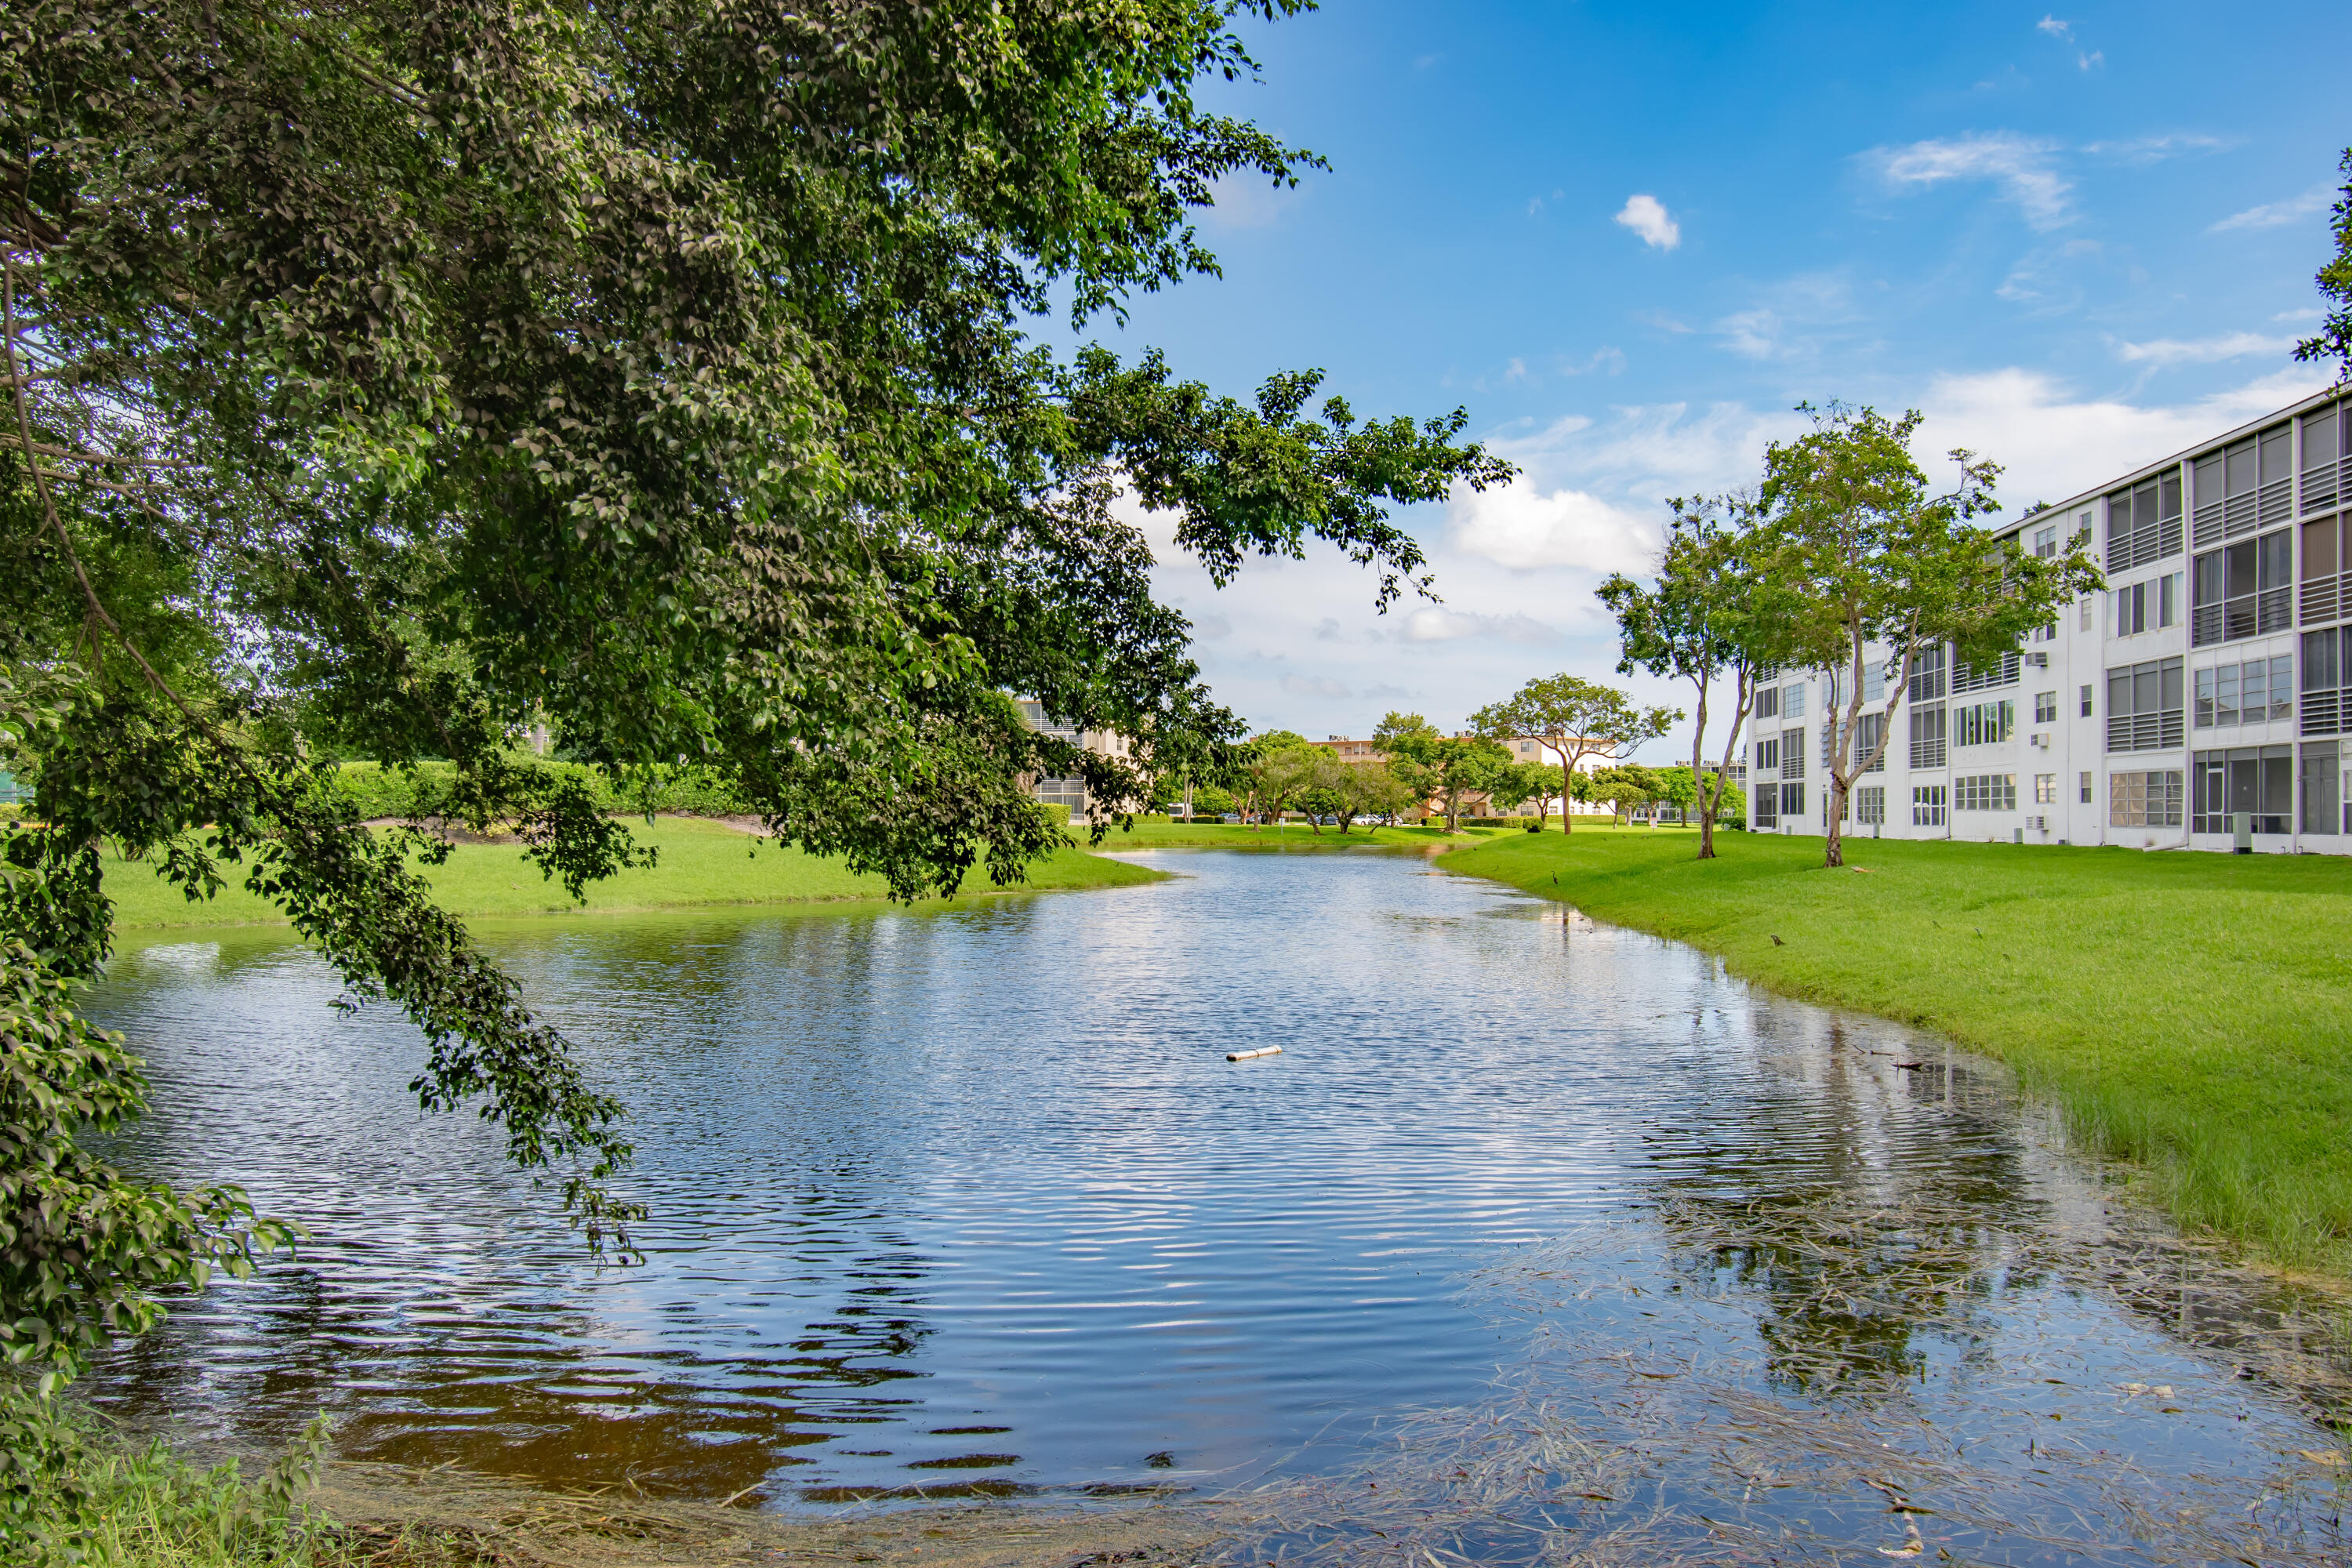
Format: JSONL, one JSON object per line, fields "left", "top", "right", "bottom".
{"left": 1613, "top": 194, "right": 1681, "bottom": 251}
{"left": 2209, "top": 187, "right": 2334, "bottom": 233}
{"left": 2035, "top": 14, "right": 2071, "bottom": 37}
{"left": 1206, "top": 171, "right": 1301, "bottom": 230}
{"left": 1717, "top": 308, "right": 1782, "bottom": 361}
{"left": 1279, "top": 673, "right": 1352, "bottom": 699}
{"left": 1446, "top": 483, "right": 1659, "bottom": 574}
{"left": 1871, "top": 132, "right": 2071, "bottom": 230}
{"left": 2112, "top": 331, "right": 2295, "bottom": 367}
{"left": 1921, "top": 365, "right": 2331, "bottom": 507}
{"left": 2085, "top": 133, "right": 2226, "bottom": 163}
{"left": 1399, "top": 607, "right": 1560, "bottom": 644}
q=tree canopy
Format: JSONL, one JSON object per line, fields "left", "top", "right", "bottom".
{"left": 1468, "top": 676, "right": 1675, "bottom": 833}
{"left": 0, "top": 0, "right": 1515, "bottom": 1460}
{"left": 2296, "top": 148, "right": 2352, "bottom": 379}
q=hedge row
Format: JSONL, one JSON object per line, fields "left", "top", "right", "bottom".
{"left": 327, "top": 758, "right": 757, "bottom": 820}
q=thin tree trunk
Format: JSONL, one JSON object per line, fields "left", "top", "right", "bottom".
{"left": 1691, "top": 678, "right": 1714, "bottom": 859}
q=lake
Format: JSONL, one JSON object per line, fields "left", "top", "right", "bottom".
{"left": 82, "top": 847, "right": 2350, "bottom": 1564}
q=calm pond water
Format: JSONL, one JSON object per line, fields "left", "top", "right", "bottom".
{"left": 82, "top": 848, "right": 2351, "bottom": 1563}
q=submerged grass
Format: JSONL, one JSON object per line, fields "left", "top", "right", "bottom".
{"left": 102, "top": 815, "right": 1167, "bottom": 930}
{"left": 1443, "top": 826, "right": 2352, "bottom": 1280}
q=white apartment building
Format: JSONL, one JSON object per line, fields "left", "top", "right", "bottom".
{"left": 1748, "top": 384, "right": 2352, "bottom": 853}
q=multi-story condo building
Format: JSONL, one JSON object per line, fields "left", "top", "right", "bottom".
{"left": 1014, "top": 699, "right": 1137, "bottom": 819}
{"left": 1749, "top": 384, "right": 2352, "bottom": 853}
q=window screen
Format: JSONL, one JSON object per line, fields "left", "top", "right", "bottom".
{"left": 2105, "top": 656, "right": 2184, "bottom": 751}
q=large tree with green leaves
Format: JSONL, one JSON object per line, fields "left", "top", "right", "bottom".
{"left": 1467, "top": 677, "right": 1676, "bottom": 833}
{"left": 1598, "top": 495, "right": 1787, "bottom": 861}
{"left": 0, "top": 0, "right": 1512, "bottom": 1512}
{"left": 2296, "top": 148, "right": 2352, "bottom": 379}
{"left": 1372, "top": 711, "right": 1507, "bottom": 832}
{"left": 1752, "top": 404, "right": 2100, "bottom": 869}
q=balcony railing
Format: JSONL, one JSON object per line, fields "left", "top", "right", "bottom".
{"left": 2305, "top": 456, "right": 2351, "bottom": 514}
{"left": 2303, "top": 571, "right": 2352, "bottom": 626}
{"left": 2194, "top": 587, "right": 2293, "bottom": 645}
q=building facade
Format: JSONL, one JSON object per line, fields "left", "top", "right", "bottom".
{"left": 1014, "top": 699, "right": 1135, "bottom": 819}
{"left": 1748, "top": 385, "right": 2352, "bottom": 853}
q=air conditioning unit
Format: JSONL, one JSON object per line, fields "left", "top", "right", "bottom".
{"left": 2026, "top": 652, "right": 2049, "bottom": 668}
{"left": 2025, "top": 815, "right": 2048, "bottom": 831}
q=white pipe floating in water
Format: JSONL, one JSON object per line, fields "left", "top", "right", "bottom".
{"left": 1226, "top": 1046, "right": 1283, "bottom": 1062}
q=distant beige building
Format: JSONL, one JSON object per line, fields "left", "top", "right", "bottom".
{"left": 1305, "top": 733, "right": 1618, "bottom": 818}
{"left": 1014, "top": 699, "right": 1135, "bottom": 819}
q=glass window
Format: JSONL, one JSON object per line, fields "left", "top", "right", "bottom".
{"left": 2079, "top": 683, "right": 2093, "bottom": 717}
{"left": 2106, "top": 656, "right": 2186, "bottom": 752}
{"left": 1755, "top": 780, "right": 1778, "bottom": 827}
{"left": 1782, "top": 684, "right": 1806, "bottom": 717}
{"left": 2159, "top": 571, "right": 2183, "bottom": 626}
{"left": 1755, "top": 685, "right": 1779, "bottom": 720}
{"left": 1955, "top": 699, "right": 2015, "bottom": 747}
{"left": 2302, "top": 742, "right": 2340, "bottom": 834}
{"left": 2261, "top": 425, "right": 2294, "bottom": 486}
{"left": 2262, "top": 530, "right": 2293, "bottom": 590}
{"left": 1908, "top": 704, "right": 1947, "bottom": 770}
{"left": 2192, "top": 746, "right": 2294, "bottom": 834}
{"left": 1911, "top": 785, "right": 1946, "bottom": 827}
{"left": 1953, "top": 774, "right": 2017, "bottom": 811}
{"left": 1857, "top": 786, "right": 1886, "bottom": 826}
{"left": 2109, "top": 770, "right": 2184, "bottom": 828}
{"left": 2226, "top": 438, "right": 2256, "bottom": 497}
{"left": 1908, "top": 644, "right": 1947, "bottom": 702}
{"left": 2034, "top": 524, "right": 2056, "bottom": 558}
{"left": 2079, "top": 770, "right": 2093, "bottom": 803}
{"left": 2034, "top": 772, "right": 2056, "bottom": 804}
{"left": 1780, "top": 782, "right": 1805, "bottom": 818}
{"left": 2306, "top": 514, "right": 2339, "bottom": 579}
{"left": 1755, "top": 735, "right": 1779, "bottom": 772}
{"left": 2034, "top": 691, "right": 2056, "bottom": 724}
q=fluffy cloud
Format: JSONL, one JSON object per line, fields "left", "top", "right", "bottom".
{"left": 1871, "top": 132, "right": 2071, "bottom": 230}
{"left": 1613, "top": 194, "right": 1681, "bottom": 251}
{"left": 2209, "top": 188, "right": 2334, "bottom": 233}
{"left": 1446, "top": 482, "right": 1658, "bottom": 574}
{"left": 1919, "top": 365, "right": 2330, "bottom": 506}
{"left": 1399, "top": 607, "right": 1561, "bottom": 644}
{"left": 2113, "top": 332, "right": 2296, "bottom": 367}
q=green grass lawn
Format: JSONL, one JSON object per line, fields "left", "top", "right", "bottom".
{"left": 1444, "top": 825, "right": 2352, "bottom": 1282}
{"left": 103, "top": 815, "right": 1167, "bottom": 929}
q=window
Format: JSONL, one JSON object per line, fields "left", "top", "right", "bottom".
{"left": 1952, "top": 652, "right": 2023, "bottom": 693}
{"left": 1755, "top": 735, "right": 1780, "bottom": 772}
{"left": 1908, "top": 644, "right": 1947, "bottom": 703}
{"left": 2299, "top": 512, "right": 2352, "bottom": 624}
{"left": 2304, "top": 400, "right": 2346, "bottom": 513}
{"left": 1912, "top": 785, "right": 1947, "bottom": 826}
{"left": 1779, "top": 781, "right": 1805, "bottom": 818}
{"left": 2034, "top": 690, "right": 2057, "bottom": 724}
{"left": 2111, "top": 572, "right": 2186, "bottom": 636}
{"left": 2106, "top": 469, "right": 2184, "bottom": 572}
{"left": 2080, "top": 683, "right": 2095, "bottom": 717}
{"left": 2193, "top": 746, "right": 2294, "bottom": 835}
{"left": 2079, "top": 593, "right": 2093, "bottom": 631}
{"left": 1755, "top": 779, "right": 1778, "bottom": 828}
{"left": 1908, "top": 703, "right": 1947, "bottom": 770}
{"left": 2078, "top": 770, "right": 2093, "bottom": 804}
{"left": 2034, "top": 772, "right": 2056, "bottom": 804}
{"left": 1755, "top": 685, "right": 1780, "bottom": 720}
{"left": 2109, "top": 770, "right": 2185, "bottom": 828}
{"left": 1954, "top": 774, "right": 2016, "bottom": 812}
{"left": 2304, "top": 626, "right": 2352, "bottom": 738}
{"left": 1955, "top": 699, "right": 2015, "bottom": 747}
{"left": 1782, "top": 684, "right": 1806, "bottom": 718}
{"left": 1848, "top": 711, "right": 1889, "bottom": 773}
{"left": 2192, "top": 425, "right": 2292, "bottom": 550}
{"left": 1862, "top": 660, "right": 1886, "bottom": 705}
{"left": 2191, "top": 528, "right": 2292, "bottom": 644}
{"left": 1857, "top": 785, "right": 1886, "bottom": 825}
{"left": 2034, "top": 524, "right": 2057, "bottom": 558}
{"left": 2302, "top": 742, "right": 2340, "bottom": 834}
{"left": 2194, "top": 655, "right": 2294, "bottom": 728}
{"left": 1780, "top": 728, "right": 1805, "bottom": 779}
{"left": 2105, "top": 655, "right": 2185, "bottom": 752}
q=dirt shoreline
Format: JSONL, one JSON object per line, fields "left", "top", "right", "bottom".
{"left": 308, "top": 1461, "right": 1236, "bottom": 1567}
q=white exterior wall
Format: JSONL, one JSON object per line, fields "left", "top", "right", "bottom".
{"left": 1746, "top": 384, "right": 2352, "bottom": 855}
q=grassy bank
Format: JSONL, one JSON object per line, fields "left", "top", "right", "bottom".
{"left": 103, "top": 815, "right": 1166, "bottom": 931}
{"left": 1443, "top": 826, "right": 2352, "bottom": 1280}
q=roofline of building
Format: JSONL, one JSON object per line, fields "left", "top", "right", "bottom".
{"left": 1999, "top": 379, "right": 2347, "bottom": 544}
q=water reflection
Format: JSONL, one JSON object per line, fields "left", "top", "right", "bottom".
{"left": 79, "top": 853, "right": 2349, "bottom": 1559}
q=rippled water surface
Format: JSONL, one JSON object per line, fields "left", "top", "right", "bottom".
{"left": 82, "top": 848, "right": 2350, "bottom": 1561}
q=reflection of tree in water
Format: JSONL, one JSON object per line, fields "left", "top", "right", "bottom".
{"left": 1642, "top": 1020, "right": 2056, "bottom": 1398}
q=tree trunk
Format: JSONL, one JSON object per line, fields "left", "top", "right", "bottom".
{"left": 1824, "top": 773, "right": 1847, "bottom": 867}
{"left": 1692, "top": 682, "right": 1715, "bottom": 860}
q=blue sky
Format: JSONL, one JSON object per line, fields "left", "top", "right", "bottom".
{"left": 1071, "top": 0, "right": 2351, "bottom": 753}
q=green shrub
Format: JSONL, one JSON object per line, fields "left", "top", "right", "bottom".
{"left": 325, "top": 757, "right": 758, "bottom": 821}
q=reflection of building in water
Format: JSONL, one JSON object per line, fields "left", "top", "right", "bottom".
{"left": 1751, "top": 387, "right": 2352, "bottom": 855}
{"left": 1014, "top": 699, "right": 1134, "bottom": 819}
